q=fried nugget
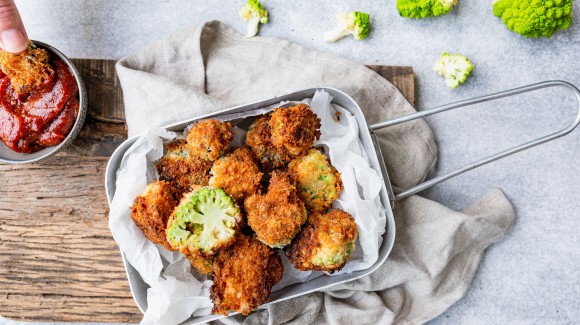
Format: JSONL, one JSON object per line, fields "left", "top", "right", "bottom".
{"left": 269, "top": 104, "right": 321, "bottom": 158}
{"left": 130, "top": 180, "right": 177, "bottom": 251}
{"left": 209, "top": 146, "right": 262, "bottom": 202}
{"left": 0, "top": 42, "right": 54, "bottom": 94}
{"left": 288, "top": 148, "right": 343, "bottom": 212}
{"left": 245, "top": 171, "right": 307, "bottom": 248}
{"left": 245, "top": 115, "right": 291, "bottom": 169}
{"left": 286, "top": 209, "right": 357, "bottom": 272}
{"left": 210, "top": 234, "right": 283, "bottom": 316}
{"left": 156, "top": 140, "right": 212, "bottom": 197}
{"left": 185, "top": 253, "right": 214, "bottom": 275}
{"left": 186, "top": 119, "right": 234, "bottom": 161}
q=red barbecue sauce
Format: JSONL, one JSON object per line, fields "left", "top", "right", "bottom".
{"left": 0, "top": 58, "right": 79, "bottom": 153}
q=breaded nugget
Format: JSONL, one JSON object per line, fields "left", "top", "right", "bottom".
{"left": 245, "top": 171, "right": 307, "bottom": 248}
{"left": 288, "top": 148, "right": 343, "bottom": 212}
{"left": 245, "top": 115, "right": 290, "bottom": 169}
{"left": 210, "top": 234, "right": 283, "bottom": 316}
{"left": 209, "top": 146, "right": 262, "bottom": 202}
{"left": 185, "top": 252, "right": 214, "bottom": 275}
{"left": 286, "top": 209, "right": 357, "bottom": 272}
{"left": 156, "top": 140, "right": 212, "bottom": 197}
{"left": 269, "top": 104, "right": 321, "bottom": 158}
{"left": 166, "top": 187, "right": 242, "bottom": 257}
{"left": 130, "top": 180, "right": 177, "bottom": 251}
{"left": 0, "top": 42, "right": 54, "bottom": 94}
{"left": 186, "top": 119, "right": 234, "bottom": 161}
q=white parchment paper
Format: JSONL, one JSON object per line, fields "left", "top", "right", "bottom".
{"left": 108, "top": 90, "right": 386, "bottom": 324}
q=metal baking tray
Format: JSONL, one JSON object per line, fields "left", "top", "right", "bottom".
{"left": 105, "top": 81, "right": 580, "bottom": 324}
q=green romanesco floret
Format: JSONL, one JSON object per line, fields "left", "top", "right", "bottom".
{"left": 433, "top": 53, "right": 474, "bottom": 89}
{"left": 323, "top": 11, "right": 370, "bottom": 42}
{"left": 166, "top": 187, "right": 241, "bottom": 255}
{"left": 493, "top": 0, "right": 573, "bottom": 38}
{"left": 397, "top": 0, "right": 458, "bottom": 19}
{"left": 239, "top": 0, "right": 269, "bottom": 38}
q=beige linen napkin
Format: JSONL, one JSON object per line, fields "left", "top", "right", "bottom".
{"left": 116, "top": 20, "right": 516, "bottom": 324}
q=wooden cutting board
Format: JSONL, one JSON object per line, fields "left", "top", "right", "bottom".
{"left": 0, "top": 59, "right": 414, "bottom": 323}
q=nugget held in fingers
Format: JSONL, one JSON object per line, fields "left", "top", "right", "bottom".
{"left": 166, "top": 187, "right": 242, "bottom": 258}
{"left": 0, "top": 42, "right": 54, "bottom": 94}
{"left": 286, "top": 209, "right": 357, "bottom": 272}
{"left": 209, "top": 147, "right": 262, "bottom": 202}
{"left": 289, "top": 148, "right": 343, "bottom": 212}
{"left": 186, "top": 119, "right": 234, "bottom": 161}
{"left": 270, "top": 104, "right": 321, "bottom": 158}
{"left": 130, "top": 180, "right": 177, "bottom": 251}
{"left": 245, "top": 171, "right": 307, "bottom": 248}
{"left": 156, "top": 140, "right": 212, "bottom": 197}
{"left": 245, "top": 115, "right": 291, "bottom": 169}
{"left": 210, "top": 234, "right": 283, "bottom": 316}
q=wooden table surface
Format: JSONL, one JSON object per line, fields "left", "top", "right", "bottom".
{"left": 0, "top": 60, "right": 414, "bottom": 323}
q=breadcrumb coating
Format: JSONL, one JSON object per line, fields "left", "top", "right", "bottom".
{"left": 156, "top": 140, "right": 212, "bottom": 198}
{"left": 130, "top": 180, "right": 177, "bottom": 251}
{"left": 269, "top": 104, "right": 321, "bottom": 158}
{"left": 286, "top": 209, "right": 357, "bottom": 272}
{"left": 245, "top": 171, "right": 307, "bottom": 248}
{"left": 245, "top": 115, "right": 291, "bottom": 169}
{"left": 209, "top": 146, "right": 263, "bottom": 202}
{"left": 210, "top": 234, "right": 283, "bottom": 316}
{"left": 0, "top": 43, "right": 54, "bottom": 94}
{"left": 186, "top": 119, "right": 234, "bottom": 161}
{"left": 288, "top": 148, "right": 343, "bottom": 212}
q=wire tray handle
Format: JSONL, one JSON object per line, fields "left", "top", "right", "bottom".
{"left": 369, "top": 80, "right": 580, "bottom": 201}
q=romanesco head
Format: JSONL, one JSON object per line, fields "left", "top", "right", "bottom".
{"left": 239, "top": 0, "right": 269, "bottom": 38}
{"left": 493, "top": 0, "right": 573, "bottom": 38}
{"left": 433, "top": 53, "right": 474, "bottom": 89}
{"left": 397, "top": 0, "right": 458, "bottom": 19}
{"left": 166, "top": 187, "right": 241, "bottom": 255}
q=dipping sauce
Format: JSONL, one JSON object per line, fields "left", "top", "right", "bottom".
{"left": 0, "top": 49, "right": 79, "bottom": 153}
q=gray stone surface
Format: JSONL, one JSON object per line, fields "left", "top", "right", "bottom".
{"left": 6, "top": 0, "right": 580, "bottom": 324}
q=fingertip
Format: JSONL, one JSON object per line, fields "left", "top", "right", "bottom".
{"left": 1, "top": 28, "right": 28, "bottom": 53}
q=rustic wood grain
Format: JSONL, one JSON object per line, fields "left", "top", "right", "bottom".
{"left": 0, "top": 59, "right": 414, "bottom": 323}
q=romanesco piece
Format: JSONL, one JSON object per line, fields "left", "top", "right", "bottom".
{"left": 323, "top": 11, "right": 370, "bottom": 42}
{"left": 493, "top": 0, "right": 573, "bottom": 38}
{"left": 239, "top": 0, "right": 269, "bottom": 38}
{"left": 397, "top": 0, "right": 458, "bottom": 19}
{"left": 433, "top": 53, "right": 474, "bottom": 89}
{"left": 166, "top": 187, "right": 241, "bottom": 256}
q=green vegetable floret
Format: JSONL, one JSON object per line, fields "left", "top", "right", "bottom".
{"left": 166, "top": 187, "right": 242, "bottom": 257}
{"left": 323, "top": 11, "right": 370, "bottom": 42}
{"left": 433, "top": 52, "right": 474, "bottom": 89}
{"left": 493, "top": 0, "right": 573, "bottom": 38}
{"left": 239, "top": 0, "right": 269, "bottom": 38}
{"left": 397, "top": 0, "right": 458, "bottom": 19}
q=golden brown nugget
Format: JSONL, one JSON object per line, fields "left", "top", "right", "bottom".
{"left": 210, "top": 235, "right": 283, "bottom": 316}
{"left": 245, "top": 171, "right": 307, "bottom": 248}
{"left": 186, "top": 119, "right": 234, "bottom": 161}
{"left": 0, "top": 42, "right": 54, "bottom": 94}
{"left": 288, "top": 148, "right": 343, "bottom": 212}
{"left": 245, "top": 114, "right": 290, "bottom": 169}
{"left": 269, "top": 104, "right": 321, "bottom": 158}
{"left": 130, "top": 180, "right": 178, "bottom": 251}
{"left": 156, "top": 140, "right": 212, "bottom": 197}
{"left": 286, "top": 209, "right": 357, "bottom": 272}
{"left": 209, "top": 146, "right": 263, "bottom": 202}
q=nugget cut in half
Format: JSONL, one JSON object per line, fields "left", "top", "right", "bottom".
{"left": 245, "top": 114, "right": 290, "bottom": 169}
{"left": 245, "top": 171, "right": 307, "bottom": 248}
{"left": 286, "top": 209, "right": 357, "bottom": 272}
{"left": 289, "top": 148, "right": 343, "bottom": 212}
{"left": 209, "top": 147, "right": 262, "bottom": 202}
{"left": 269, "top": 104, "right": 321, "bottom": 158}
{"left": 210, "top": 234, "right": 283, "bottom": 316}
{"left": 186, "top": 119, "right": 234, "bottom": 161}
{"left": 130, "top": 180, "right": 178, "bottom": 251}
{"left": 0, "top": 42, "right": 54, "bottom": 94}
{"left": 166, "top": 187, "right": 242, "bottom": 260}
{"left": 156, "top": 140, "right": 212, "bottom": 197}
